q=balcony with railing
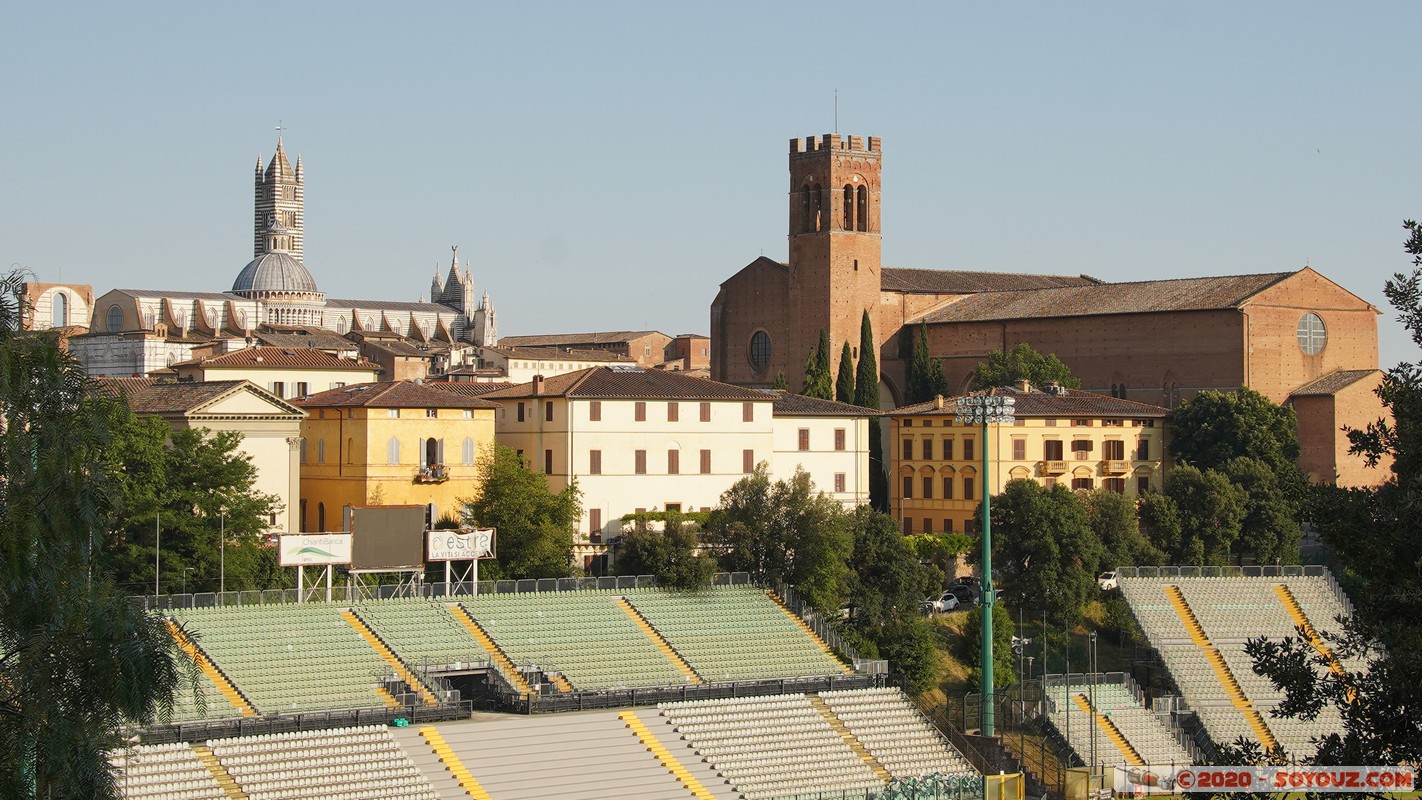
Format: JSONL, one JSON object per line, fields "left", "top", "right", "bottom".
{"left": 1041, "top": 460, "right": 1067, "bottom": 475}
{"left": 1104, "top": 460, "right": 1130, "bottom": 474}
{"left": 415, "top": 464, "right": 449, "bottom": 483}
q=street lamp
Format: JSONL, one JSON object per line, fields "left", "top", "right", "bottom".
{"left": 218, "top": 507, "right": 227, "bottom": 600}
{"left": 182, "top": 566, "right": 193, "bottom": 596}
{"left": 955, "top": 392, "right": 1015, "bottom": 737}
{"left": 1089, "top": 630, "right": 1099, "bottom": 780}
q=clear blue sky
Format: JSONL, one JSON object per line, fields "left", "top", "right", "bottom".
{"left": 3, "top": 2, "right": 1419, "bottom": 368}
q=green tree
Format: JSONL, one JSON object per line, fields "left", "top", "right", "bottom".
{"left": 906, "top": 532, "right": 973, "bottom": 584}
{"left": 1137, "top": 491, "right": 1184, "bottom": 561}
{"left": 852, "top": 311, "right": 888, "bottom": 511}
{"left": 1162, "top": 465, "right": 1246, "bottom": 564}
{"left": 461, "top": 444, "right": 581, "bottom": 579}
{"left": 1083, "top": 489, "right": 1162, "bottom": 568}
{"left": 613, "top": 511, "right": 714, "bottom": 590}
{"left": 969, "top": 342, "right": 1081, "bottom": 391}
{"left": 976, "top": 480, "right": 1103, "bottom": 625}
{"left": 773, "top": 371, "right": 788, "bottom": 390}
{"left": 705, "top": 465, "right": 852, "bottom": 611}
{"left": 0, "top": 272, "right": 184, "bottom": 797}
{"left": 1219, "top": 456, "right": 1302, "bottom": 564}
{"left": 962, "top": 603, "right": 1017, "bottom": 691}
{"left": 847, "top": 507, "right": 939, "bottom": 630}
{"left": 801, "top": 330, "right": 833, "bottom": 399}
{"left": 835, "top": 342, "right": 856, "bottom": 404}
{"left": 906, "top": 323, "right": 949, "bottom": 404}
{"left": 1170, "top": 387, "right": 1302, "bottom": 473}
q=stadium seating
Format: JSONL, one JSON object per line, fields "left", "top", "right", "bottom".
{"left": 353, "top": 598, "right": 490, "bottom": 672}
{"left": 820, "top": 687, "right": 977, "bottom": 780}
{"left": 166, "top": 673, "right": 247, "bottom": 724}
{"left": 108, "top": 742, "right": 226, "bottom": 800}
{"left": 625, "top": 586, "right": 847, "bottom": 682}
{"left": 1040, "top": 681, "right": 1192, "bottom": 769}
{"left": 206, "top": 725, "right": 438, "bottom": 800}
{"left": 170, "top": 604, "right": 393, "bottom": 714}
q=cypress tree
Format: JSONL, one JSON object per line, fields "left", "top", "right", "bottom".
{"left": 801, "top": 330, "right": 834, "bottom": 399}
{"left": 852, "top": 311, "right": 888, "bottom": 511}
{"left": 835, "top": 342, "right": 856, "bottom": 404}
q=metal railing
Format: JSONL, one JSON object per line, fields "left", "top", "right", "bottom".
{"left": 773, "top": 582, "right": 887, "bottom": 674}
{"left": 137, "top": 701, "right": 473, "bottom": 745}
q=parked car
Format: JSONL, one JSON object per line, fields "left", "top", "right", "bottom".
{"left": 949, "top": 586, "right": 979, "bottom": 607}
{"left": 1098, "top": 570, "right": 1119, "bottom": 591}
{"left": 919, "top": 591, "right": 961, "bottom": 614}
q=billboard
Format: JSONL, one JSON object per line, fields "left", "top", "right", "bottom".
{"left": 279, "top": 533, "right": 353, "bottom": 566}
{"left": 350, "top": 505, "right": 427, "bottom": 571}
{"left": 427, "top": 528, "right": 496, "bottom": 561}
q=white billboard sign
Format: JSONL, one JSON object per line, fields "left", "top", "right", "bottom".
{"left": 427, "top": 528, "right": 496, "bottom": 561}
{"left": 278, "top": 533, "right": 354, "bottom": 566}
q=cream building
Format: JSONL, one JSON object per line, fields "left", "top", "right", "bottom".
{"left": 889, "top": 382, "right": 1171, "bottom": 535}
{"left": 293, "top": 381, "right": 498, "bottom": 533}
{"left": 95, "top": 378, "right": 306, "bottom": 533}
{"left": 472, "top": 344, "right": 636, "bottom": 383}
{"left": 171, "top": 346, "right": 382, "bottom": 400}
{"left": 480, "top": 368, "right": 874, "bottom": 569}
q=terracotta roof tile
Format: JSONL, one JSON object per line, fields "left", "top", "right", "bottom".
{"left": 894, "top": 386, "right": 1170, "bottom": 418}
{"left": 769, "top": 390, "right": 883, "bottom": 417}
{"left": 92, "top": 378, "right": 304, "bottom": 416}
{"left": 427, "top": 382, "right": 516, "bottom": 397}
{"left": 294, "top": 381, "right": 499, "bottom": 409}
{"left": 914, "top": 272, "right": 1294, "bottom": 324}
{"left": 1289, "top": 369, "right": 1380, "bottom": 397}
{"left": 499, "top": 331, "right": 665, "bottom": 348}
{"left": 481, "top": 345, "right": 635, "bottom": 362}
{"left": 172, "top": 346, "right": 380, "bottom": 372}
{"left": 480, "top": 367, "right": 769, "bottom": 401}
{"left": 880, "top": 268, "right": 1101, "bottom": 294}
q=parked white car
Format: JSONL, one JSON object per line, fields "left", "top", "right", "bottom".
{"left": 1098, "top": 570, "right": 1119, "bottom": 591}
{"left": 919, "top": 591, "right": 960, "bottom": 614}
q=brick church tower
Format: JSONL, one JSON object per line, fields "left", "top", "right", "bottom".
{"left": 254, "top": 139, "right": 304, "bottom": 262}
{"left": 786, "top": 134, "right": 883, "bottom": 381}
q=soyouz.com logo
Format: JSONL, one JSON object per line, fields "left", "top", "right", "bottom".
{"left": 1174, "top": 766, "right": 1413, "bottom": 792}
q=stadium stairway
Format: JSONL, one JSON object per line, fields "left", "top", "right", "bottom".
{"left": 1070, "top": 694, "right": 1144, "bottom": 766}
{"left": 446, "top": 603, "right": 533, "bottom": 697}
{"left": 807, "top": 695, "right": 892, "bottom": 781}
{"left": 619, "top": 711, "right": 719, "bottom": 800}
{"left": 163, "top": 620, "right": 254, "bottom": 717}
{"left": 614, "top": 597, "right": 703, "bottom": 685}
{"left": 342, "top": 610, "right": 440, "bottom": 706}
{"left": 1163, "top": 585, "right": 1279, "bottom": 751}
{"left": 1273, "top": 585, "right": 1348, "bottom": 680}
{"left": 191, "top": 744, "right": 248, "bottom": 800}
{"left": 412, "top": 726, "right": 492, "bottom": 800}
{"left": 766, "top": 590, "right": 853, "bottom": 675}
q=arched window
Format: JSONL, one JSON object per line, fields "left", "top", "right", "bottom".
{"left": 300, "top": 439, "right": 308, "bottom": 463}
{"left": 317, "top": 502, "right": 326, "bottom": 532}
{"left": 424, "top": 437, "right": 439, "bottom": 467}
{"left": 106, "top": 305, "right": 123, "bottom": 332}
{"left": 801, "top": 185, "right": 813, "bottom": 233}
{"left": 811, "top": 184, "right": 824, "bottom": 231}
{"left": 749, "top": 331, "right": 772, "bottom": 373}
{"left": 843, "top": 184, "right": 855, "bottom": 230}
{"left": 387, "top": 436, "right": 400, "bottom": 465}
{"left": 855, "top": 185, "right": 868, "bottom": 232}
{"left": 317, "top": 439, "right": 326, "bottom": 464}
{"left": 462, "top": 437, "right": 475, "bottom": 464}
{"left": 51, "top": 293, "right": 67, "bottom": 328}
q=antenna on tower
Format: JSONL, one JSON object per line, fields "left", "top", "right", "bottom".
{"left": 834, "top": 90, "right": 838, "bottom": 133}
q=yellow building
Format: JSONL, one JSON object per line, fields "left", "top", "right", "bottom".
{"left": 293, "top": 381, "right": 497, "bottom": 532}
{"left": 889, "top": 382, "right": 1171, "bottom": 535}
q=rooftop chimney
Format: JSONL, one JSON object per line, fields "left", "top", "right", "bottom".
{"left": 934, "top": 394, "right": 945, "bottom": 410}
{"left": 532, "top": 374, "right": 544, "bottom": 396}
{"left": 1015, "top": 379, "right": 1032, "bottom": 392}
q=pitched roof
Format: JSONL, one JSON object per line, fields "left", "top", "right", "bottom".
{"left": 480, "top": 367, "right": 769, "bottom": 401}
{"left": 913, "top": 272, "right": 1295, "bottom": 324}
{"left": 112, "top": 289, "right": 240, "bottom": 301}
{"left": 481, "top": 345, "right": 634, "bottom": 363}
{"left": 769, "top": 390, "right": 882, "bottom": 417}
{"left": 294, "top": 381, "right": 499, "bottom": 409}
{"left": 499, "top": 331, "right": 666, "bottom": 348}
{"left": 171, "top": 346, "right": 380, "bottom": 372}
{"left": 880, "top": 268, "right": 1101, "bottom": 294}
{"left": 1289, "top": 369, "right": 1380, "bottom": 397}
{"left": 894, "top": 385, "right": 1170, "bottom": 418}
{"left": 253, "top": 328, "right": 358, "bottom": 352}
{"left": 427, "top": 381, "right": 515, "bottom": 397}
{"left": 324, "top": 298, "right": 458, "bottom": 313}
{"left": 92, "top": 378, "right": 305, "bottom": 416}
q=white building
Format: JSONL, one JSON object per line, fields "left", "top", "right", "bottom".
{"left": 480, "top": 368, "right": 873, "bottom": 568}
{"left": 473, "top": 344, "right": 636, "bottom": 383}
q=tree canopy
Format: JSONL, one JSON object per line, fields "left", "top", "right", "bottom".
{"left": 0, "top": 272, "right": 184, "bottom": 797}
{"left": 835, "top": 342, "right": 856, "bottom": 404}
{"left": 969, "top": 342, "right": 1080, "bottom": 391}
{"left": 1170, "top": 387, "right": 1301, "bottom": 472}
{"left": 460, "top": 444, "right": 580, "bottom": 580}
{"left": 613, "top": 510, "right": 714, "bottom": 590}
{"left": 801, "top": 329, "right": 834, "bottom": 400}
{"left": 852, "top": 312, "right": 887, "bottom": 511}
{"left": 906, "top": 323, "right": 949, "bottom": 405}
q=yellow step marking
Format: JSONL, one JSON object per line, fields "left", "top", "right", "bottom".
{"left": 549, "top": 673, "right": 574, "bottom": 693}
{"left": 419, "top": 726, "right": 492, "bottom": 800}
{"left": 163, "top": 619, "right": 254, "bottom": 717}
{"left": 809, "top": 695, "right": 891, "bottom": 781}
{"left": 1272, "top": 585, "right": 1349, "bottom": 680}
{"left": 1072, "top": 693, "right": 1145, "bottom": 766}
{"left": 446, "top": 603, "right": 532, "bottom": 697}
{"left": 191, "top": 744, "right": 249, "bottom": 800}
{"left": 341, "top": 610, "right": 439, "bottom": 706}
{"left": 1163, "top": 585, "right": 1278, "bottom": 750}
{"left": 615, "top": 597, "right": 702, "bottom": 685}
{"left": 375, "top": 685, "right": 401, "bottom": 709}
{"left": 618, "top": 711, "right": 717, "bottom": 800}
{"left": 766, "top": 589, "right": 854, "bottom": 674}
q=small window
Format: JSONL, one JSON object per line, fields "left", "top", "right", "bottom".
{"left": 834, "top": 473, "right": 846, "bottom": 493}
{"left": 943, "top": 438, "right": 954, "bottom": 460}
{"left": 589, "top": 450, "right": 601, "bottom": 475}
{"left": 923, "top": 518, "right": 933, "bottom": 534}
{"left": 1138, "top": 438, "right": 1150, "bottom": 460}
{"left": 963, "top": 477, "right": 975, "bottom": 500}
{"left": 700, "top": 402, "right": 711, "bottom": 422}
{"left": 1072, "top": 440, "right": 1094, "bottom": 458}
{"left": 921, "top": 437, "right": 933, "bottom": 460}
{"left": 742, "top": 449, "right": 754, "bottom": 474}
{"left": 300, "top": 439, "right": 308, "bottom": 464}
{"left": 1012, "top": 439, "right": 1026, "bottom": 460}
{"left": 317, "top": 439, "right": 325, "bottom": 464}
{"left": 545, "top": 403, "right": 553, "bottom": 422}
{"left": 902, "top": 518, "right": 912, "bottom": 535}
{"left": 590, "top": 508, "right": 602, "bottom": 537}
{"left": 517, "top": 402, "right": 525, "bottom": 422}
{"left": 387, "top": 437, "right": 400, "bottom": 465}
{"left": 922, "top": 476, "right": 933, "bottom": 499}
{"left": 388, "top": 408, "right": 399, "bottom": 418}
{"left": 589, "top": 401, "right": 601, "bottom": 422}
{"left": 667, "top": 449, "right": 679, "bottom": 475}
{"left": 902, "top": 439, "right": 914, "bottom": 460}
{"left": 1072, "top": 477, "right": 1095, "bottom": 491}
{"left": 700, "top": 449, "right": 711, "bottom": 474}
{"left": 963, "top": 438, "right": 975, "bottom": 461}
{"left": 1044, "top": 440, "right": 1064, "bottom": 460}
{"left": 462, "top": 409, "right": 473, "bottom": 419}
{"left": 667, "top": 402, "right": 679, "bottom": 422}
{"left": 1137, "top": 475, "right": 1151, "bottom": 494}
{"left": 742, "top": 402, "right": 754, "bottom": 423}
{"left": 1104, "top": 440, "right": 1126, "bottom": 460}
{"left": 1044, "top": 418, "right": 1057, "bottom": 427}
{"left": 544, "top": 449, "right": 553, "bottom": 474}
{"left": 798, "top": 429, "right": 810, "bottom": 452}
{"left": 942, "top": 476, "right": 953, "bottom": 500}
{"left": 635, "top": 401, "right": 646, "bottom": 422}
{"left": 635, "top": 450, "right": 647, "bottom": 475}
{"left": 834, "top": 428, "right": 846, "bottom": 451}
{"left": 462, "top": 437, "right": 475, "bottom": 464}
{"left": 902, "top": 475, "right": 914, "bottom": 499}
{"left": 271, "top": 382, "right": 285, "bottom": 399}
{"left": 427, "top": 408, "right": 438, "bottom": 418}
{"left": 1072, "top": 419, "right": 1093, "bottom": 427}
{"left": 1104, "top": 478, "right": 1126, "bottom": 493}
{"left": 296, "top": 382, "right": 308, "bottom": 398}
{"left": 943, "top": 518, "right": 953, "bottom": 533}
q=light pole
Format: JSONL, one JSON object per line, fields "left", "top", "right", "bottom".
{"left": 218, "top": 507, "right": 227, "bottom": 599}
{"left": 955, "top": 392, "right": 1015, "bottom": 737}
{"left": 154, "top": 512, "right": 160, "bottom": 597}
{"left": 182, "top": 567, "right": 193, "bottom": 596}
{"left": 1089, "top": 630, "right": 1099, "bottom": 780}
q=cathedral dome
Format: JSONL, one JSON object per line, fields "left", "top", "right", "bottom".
{"left": 232, "top": 252, "right": 320, "bottom": 295}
